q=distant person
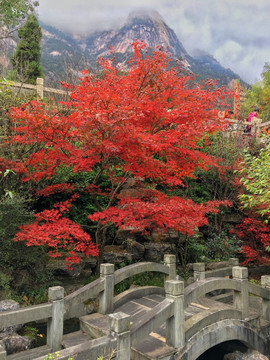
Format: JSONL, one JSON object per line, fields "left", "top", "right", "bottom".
{"left": 248, "top": 110, "right": 258, "bottom": 122}
{"left": 245, "top": 110, "right": 259, "bottom": 133}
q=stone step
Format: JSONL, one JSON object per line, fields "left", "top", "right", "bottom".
{"left": 80, "top": 313, "right": 110, "bottom": 339}
{"left": 131, "top": 333, "right": 176, "bottom": 360}
{"left": 79, "top": 313, "right": 175, "bottom": 360}
{"left": 210, "top": 291, "right": 233, "bottom": 304}
{"left": 62, "top": 330, "right": 91, "bottom": 348}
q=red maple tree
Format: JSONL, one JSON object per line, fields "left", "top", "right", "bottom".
{"left": 6, "top": 42, "right": 231, "bottom": 267}
{"left": 232, "top": 217, "right": 270, "bottom": 266}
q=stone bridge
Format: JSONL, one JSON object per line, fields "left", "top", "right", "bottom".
{"left": 0, "top": 255, "right": 270, "bottom": 360}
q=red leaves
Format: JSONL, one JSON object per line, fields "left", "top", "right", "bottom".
{"left": 14, "top": 197, "right": 99, "bottom": 268}
{"left": 5, "top": 41, "right": 232, "bottom": 266}
{"left": 232, "top": 217, "right": 270, "bottom": 265}
{"left": 6, "top": 41, "right": 226, "bottom": 187}
{"left": 89, "top": 193, "right": 231, "bottom": 237}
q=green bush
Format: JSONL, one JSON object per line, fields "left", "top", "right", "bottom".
{"left": 0, "top": 196, "right": 56, "bottom": 302}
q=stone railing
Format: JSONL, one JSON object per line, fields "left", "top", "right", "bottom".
{"left": 0, "top": 255, "right": 176, "bottom": 359}
{"left": 0, "top": 286, "right": 64, "bottom": 359}
{"left": 1, "top": 258, "right": 269, "bottom": 360}
{"left": 185, "top": 267, "right": 270, "bottom": 338}
{"left": 36, "top": 267, "right": 270, "bottom": 360}
{"left": 192, "top": 258, "right": 239, "bottom": 281}
{"left": 223, "top": 117, "right": 265, "bottom": 138}
{"left": 64, "top": 254, "right": 176, "bottom": 318}
{"left": 0, "top": 78, "right": 70, "bottom": 99}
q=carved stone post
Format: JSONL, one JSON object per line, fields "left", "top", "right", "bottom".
{"left": 36, "top": 77, "right": 44, "bottom": 99}
{"left": 47, "top": 286, "right": 64, "bottom": 352}
{"left": 165, "top": 280, "right": 185, "bottom": 348}
{"left": 109, "top": 312, "right": 130, "bottom": 360}
{"left": 193, "top": 263, "right": 205, "bottom": 281}
{"left": 164, "top": 254, "right": 176, "bottom": 283}
{"left": 232, "top": 266, "right": 249, "bottom": 319}
{"left": 261, "top": 275, "right": 270, "bottom": 321}
{"left": 99, "top": 263, "right": 114, "bottom": 314}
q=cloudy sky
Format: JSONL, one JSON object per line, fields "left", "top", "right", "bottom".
{"left": 37, "top": 0, "right": 270, "bottom": 84}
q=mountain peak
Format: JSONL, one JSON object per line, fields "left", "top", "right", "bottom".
{"left": 114, "top": 9, "right": 188, "bottom": 56}
{"left": 35, "top": 12, "right": 244, "bottom": 86}
{"left": 126, "top": 9, "right": 164, "bottom": 24}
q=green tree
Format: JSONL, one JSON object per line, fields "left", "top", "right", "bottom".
{"left": 11, "top": 12, "right": 43, "bottom": 84}
{"left": 242, "top": 63, "right": 270, "bottom": 122}
{"left": 0, "top": 0, "right": 39, "bottom": 39}
{"left": 239, "top": 138, "right": 270, "bottom": 219}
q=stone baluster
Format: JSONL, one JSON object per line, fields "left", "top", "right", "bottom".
{"left": 229, "top": 258, "right": 239, "bottom": 267}
{"left": 99, "top": 263, "right": 114, "bottom": 314}
{"left": 229, "top": 258, "right": 239, "bottom": 278}
{"left": 193, "top": 263, "right": 205, "bottom": 281}
{"left": 47, "top": 286, "right": 64, "bottom": 352}
{"left": 165, "top": 280, "right": 185, "bottom": 348}
{"left": 109, "top": 312, "right": 131, "bottom": 360}
{"left": 164, "top": 254, "right": 176, "bottom": 283}
{"left": 232, "top": 266, "right": 249, "bottom": 319}
{"left": 261, "top": 275, "right": 270, "bottom": 321}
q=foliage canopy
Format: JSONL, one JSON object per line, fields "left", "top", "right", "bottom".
{"left": 3, "top": 42, "right": 231, "bottom": 267}
{"left": 11, "top": 12, "right": 43, "bottom": 84}
{"left": 0, "top": 0, "right": 39, "bottom": 39}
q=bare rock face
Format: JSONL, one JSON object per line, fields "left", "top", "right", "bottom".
{"left": 224, "top": 349, "right": 269, "bottom": 360}
{"left": 86, "top": 9, "right": 188, "bottom": 58}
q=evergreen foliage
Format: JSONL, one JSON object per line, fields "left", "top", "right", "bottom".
{"left": 0, "top": 0, "right": 39, "bottom": 38}
{"left": 11, "top": 12, "right": 43, "bottom": 84}
{"left": 242, "top": 63, "right": 270, "bottom": 122}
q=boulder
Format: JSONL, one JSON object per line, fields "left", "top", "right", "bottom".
{"left": 144, "top": 242, "right": 176, "bottom": 263}
{"left": 2, "top": 334, "right": 31, "bottom": 355}
{"left": 125, "top": 239, "right": 145, "bottom": 260}
{"left": 114, "top": 230, "right": 139, "bottom": 245}
{"left": 103, "top": 251, "right": 133, "bottom": 265}
{"left": 0, "top": 300, "right": 32, "bottom": 355}
{"left": 84, "top": 256, "right": 97, "bottom": 269}
{"left": 47, "top": 258, "right": 85, "bottom": 278}
{"left": 0, "top": 300, "right": 21, "bottom": 336}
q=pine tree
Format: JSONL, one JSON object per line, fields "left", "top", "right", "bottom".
{"left": 11, "top": 13, "right": 43, "bottom": 84}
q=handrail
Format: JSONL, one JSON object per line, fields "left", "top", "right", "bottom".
{"left": 114, "top": 286, "right": 165, "bottom": 310}
{"left": 185, "top": 308, "right": 242, "bottom": 340}
{"left": 0, "top": 303, "right": 52, "bottom": 329}
{"left": 1, "top": 262, "right": 269, "bottom": 360}
{"left": 249, "top": 282, "right": 270, "bottom": 300}
{"left": 64, "top": 277, "right": 105, "bottom": 318}
{"left": 0, "top": 78, "right": 70, "bottom": 99}
{"left": 184, "top": 278, "right": 241, "bottom": 308}
{"left": 130, "top": 298, "right": 174, "bottom": 345}
{"left": 114, "top": 261, "right": 169, "bottom": 285}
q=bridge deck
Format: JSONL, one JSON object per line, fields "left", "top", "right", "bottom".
{"left": 63, "top": 293, "right": 249, "bottom": 360}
